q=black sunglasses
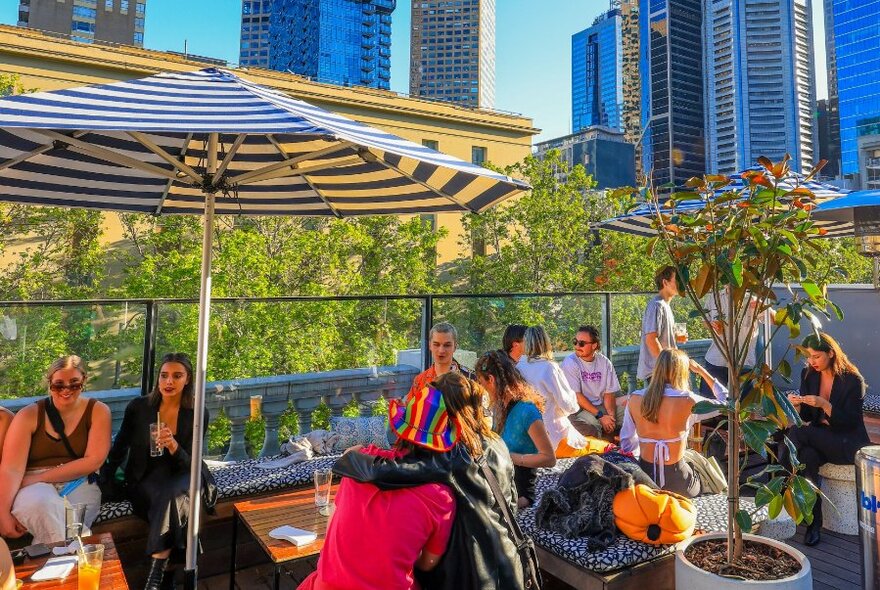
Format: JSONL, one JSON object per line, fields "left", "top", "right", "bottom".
{"left": 573, "top": 339, "right": 598, "bottom": 347}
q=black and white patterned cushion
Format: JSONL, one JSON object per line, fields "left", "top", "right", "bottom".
{"left": 516, "top": 459, "right": 767, "bottom": 574}
{"left": 93, "top": 454, "right": 343, "bottom": 524}
{"left": 864, "top": 392, "right": 880, "bottom": 415}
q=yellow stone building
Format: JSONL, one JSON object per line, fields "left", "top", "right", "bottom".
{"left": 0, "top": 25, "right": 538, "bottom": 263}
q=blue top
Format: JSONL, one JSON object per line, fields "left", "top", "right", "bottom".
{"left": 501, "top": 401, "right": 542, "bottom": 455}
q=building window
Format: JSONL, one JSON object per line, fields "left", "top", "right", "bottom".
{"left": 471, "top": 146, "right": 487, "bottom": 166}
{"left": 135, "top": 2, "right": 144, "bottom": 14}
{"left": 133, "top": 31, "right": 143, "bottom": 44}
{"left": 104, "top": 0, "right": 113, "bottom": 10}
{"left": 422, "top": 139, "right": 439, "bottom": 151}
{"left": 134, "top": 16, "right": 144, "bottom": 28}
{"left": 73, "top": 6, "right": 96, "bottom": 18}
{"left": 120, "top": 0, "right": 128, "bottom": 12}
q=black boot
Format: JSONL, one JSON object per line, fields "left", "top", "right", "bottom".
{"left": 160, "top": 567, "right": 176, "bottom": 590}
{"left": 144, "top": 557, "right": 168, "bottom": 590}
{"left": 804, "top": 498, "right": 822, "bottom": 547}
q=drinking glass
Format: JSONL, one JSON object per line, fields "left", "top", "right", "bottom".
{"left": 77, "top": 543, "right": 104, "bottom": 590}
{"left": 65, "top": 502, "right": 87, "bottom": 542}
{"left": 149, "top": 422, "right": 164, "bottom": 457}
{"left": 674, "top": 323, "right": 689, "bottom": 344}
{"left": 314, "top": 468, "right": 332, "bottom": 507}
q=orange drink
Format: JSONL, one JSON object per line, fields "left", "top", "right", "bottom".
{"left": 77, "top": 544, "right": 104, "bottom": 590}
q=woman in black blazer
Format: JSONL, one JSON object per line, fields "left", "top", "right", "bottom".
{"left": 101, "top": 353, "right": 206, "bottom": 590}
{"left": 783, "top": 333, "right": 868, "bottom": 548}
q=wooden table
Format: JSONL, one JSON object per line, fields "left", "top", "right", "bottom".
{"left": 230, "top": 484, "right": 338, "bottom": 590}
{"left": 15, "top": 532, "right": 128, "bottom": 589}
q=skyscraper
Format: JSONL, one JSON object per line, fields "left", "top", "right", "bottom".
{"left": 18, "top": 0, "right": 145, "bottom": 47}
{"left": 831, "top": 0, "right": 880, "bottom": 182}
{"left": 410, "top": 0, "right": 496, "bottom": 109}
{"left": 619, "top": 0, "right": 642, "bottom": 177}
{"left": 239, "top": 0, "right": 395, "bottom": 91}
{"left": 703, "top": 0, "right": 816, "bottom": 175}
{"left": 571, "top": 7, "right": 624, "bottom": 133}
{"left": 640, "top": 0, "right": 705, "bottom": 187}
{"left": 822, "top": 0, "right": 841, "bottom": 177}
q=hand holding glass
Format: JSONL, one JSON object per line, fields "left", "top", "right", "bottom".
{"left": 314, "top": 468, "right": 332, "bottom": 507}
{"left": 77, "top": 543, "right": 103, "bottom": 590}
{"left": 149, "top": 422, "right": 164, "bottom": 457}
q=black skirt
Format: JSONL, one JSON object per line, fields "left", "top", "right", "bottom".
{"left": 128, "top": 462, "right": 191, "bottom": 556}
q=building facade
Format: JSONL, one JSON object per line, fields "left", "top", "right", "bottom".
{"left": 703, "top": 0, "right": 816, "bottom": 175}
{"left": 409, "top": 0, "right": 495, "bottom": 108}
{"left": 18, "top": 0, "right": 145, "bottom": 46}
{"left": 640, "top": 0, "right": 705, "bottom": 187}
{"left": 822, "top": 0, "right": 841, "bottom": 178}
{"left": 240, "top": 0, "right": 395, "bottom": 91}
{"left": 619, "top": 0, "right": 642, "bottom": 177}
{"left": 571, "top": 8, "right": 624, "bottom": 133}
{"left": 534, "top": 127, "right": 636, "bottom": 190}
{"left": 831, "top": 0, "right": 880, "bottom": 183}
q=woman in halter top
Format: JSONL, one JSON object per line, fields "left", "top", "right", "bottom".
{"left": 620, "top": 349, "right": 727, "bottom": 497}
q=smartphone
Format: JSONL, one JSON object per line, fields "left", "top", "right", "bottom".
{"left": 24, "top": 543, "right": 50, "bottom": 559}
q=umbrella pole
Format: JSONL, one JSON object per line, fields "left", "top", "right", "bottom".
{"left": 184, "top": 134, "right": 218, "bottom": 590}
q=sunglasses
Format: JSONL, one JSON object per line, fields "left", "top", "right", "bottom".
{"left": 573, "top": 339, "right": 598, "bottom": 347}
{"left": 49, "top": 382, "right": 84, "bottom": 393}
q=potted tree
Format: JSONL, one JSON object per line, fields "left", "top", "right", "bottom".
{"left": 619, "top": 156, "right": 844, "bottom": 588}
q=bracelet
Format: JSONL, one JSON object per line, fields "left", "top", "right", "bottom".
{"left": 595, "top": 409, "right": 605, "bottom": 419}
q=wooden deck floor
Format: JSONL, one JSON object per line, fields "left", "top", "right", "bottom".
{"left": 196, "top": 529, "right": 860, "bottom": 590}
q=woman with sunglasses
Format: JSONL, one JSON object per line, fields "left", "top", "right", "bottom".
{"left": 0, "top": 355, "right": 111, "bottom": 543}
{"left": 101, "top": 352, "right": 203, "bottom": 590}
{"left": 475, "top": 350, "right": 555, "bottom": 508}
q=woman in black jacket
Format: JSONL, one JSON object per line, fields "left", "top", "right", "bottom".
{"left": 334, "top": 371, "right": 524, "bottom": 590}
{"left": 101, "top": 353, "right": 206, "bottom": 590}
{"left": 784, "top": 332, "right": 868, "bottom": 547}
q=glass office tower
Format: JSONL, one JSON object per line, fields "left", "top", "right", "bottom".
{"left": 703, "top": 0, "right": 816, "bottom": 175}
{"left": 639, "top": 0, "right": 705, "bottom": 187}
{"left": 240, "top": 0, "right": 395, "bottom": 91}
{"left": 832, "top": 0, "right": 880, "bottom": 178}
{"left": 571, "top": 8, "right": 624, "bottom": 133}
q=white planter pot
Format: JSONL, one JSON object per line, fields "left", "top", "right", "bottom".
{"left": 675, "top": 532, "right": 812, "bottom": 590}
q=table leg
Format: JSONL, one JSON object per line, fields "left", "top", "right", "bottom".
{"left": 273, "top": 565, "right": 281, "bottom": 590}
{"left": 229, "top": 509, "right": 238, "bottom": 590}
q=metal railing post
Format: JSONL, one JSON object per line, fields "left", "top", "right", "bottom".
{"left": 140, "top": 301, "right": 158, "bottom": 396}
{"left": 602, "top": 293, "right": 613, "bottom": 355}
{"left": 421, "top": 295, "right": 433, "bottom": 371}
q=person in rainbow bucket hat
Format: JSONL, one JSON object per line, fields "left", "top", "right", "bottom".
{"left": 299, "top": 384, "right": 463, "bottom": 590}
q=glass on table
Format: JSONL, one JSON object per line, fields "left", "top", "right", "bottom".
{"left": 77, "top": 543, "right": 104, "bottom": 590}
{"left": 65, "top": 502, "right": 87, "bottom": 542}
{"left": 314, "top": 468, "right": 332, "bottom": 507}
{"left": 674, "top": 322, "right": 689, "bottom": 344}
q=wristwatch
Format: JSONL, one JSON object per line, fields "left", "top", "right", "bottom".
{"left": 595, "top": 409, "right": 605, "bottom": 419}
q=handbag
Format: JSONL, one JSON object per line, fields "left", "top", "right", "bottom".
{"left": 201, "top": 460, "right": 218, "bottom": 514}
{"left": 477, "top": 455, "right": 543, "bottom": 589}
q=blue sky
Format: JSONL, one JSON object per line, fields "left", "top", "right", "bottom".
{"left": 0, "top": 1, "right": 829, "bottom": 142}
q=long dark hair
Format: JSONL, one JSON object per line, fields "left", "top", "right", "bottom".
{"left": 475, "top": 350, "right": 545, "bottom": 434}
{"left": 801, "top": 332, "right": 862, "bottom": 379}
{"left": 148, "top": 352, "right": 195, "bottom": 409}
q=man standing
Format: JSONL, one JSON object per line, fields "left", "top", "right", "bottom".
{"left": 502, "top": 324, "right": 527, "bottom": 362}
{"left": 408, "top": 322, "right": 471, "bottom": 398}
{"left": 561, "top": 325, "right": 624, "bottom": 439}
{"left": 637, "top": 265, "right": 679, "bottom": 383}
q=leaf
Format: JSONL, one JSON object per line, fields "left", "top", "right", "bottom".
{"left": 646, "top": 236, "right": 658, "bottom": 257}
{"left": 768, "top": 494, "right": 784, "bottom": 519}
{"left": 740, "top": 420, "right": 777, "bottom": 457}
{"left": 789, "top": 475, "right": 818, "bottom": 525}
{"left": 692, "top": 400, "right": 723, "bottom": 415}
{"left": 830, "top": 301, "right": 844, "bottom": 321}
{"left": 691, "top": 263, "right": 713, "bottom": 299}
{"left": 730, "top": 257, "right": 743, "bottom": 287}
{"left": 735, "top": 509, "right": 753, "bottom": 533}
{"left": 755, "top": 477, "right": 785, "bottom": 507}
{"left": 801, "top": 280, "right": 823, "bottom": 302}
{"left": 779, "top": 359, "right": 791, "bottom": 379}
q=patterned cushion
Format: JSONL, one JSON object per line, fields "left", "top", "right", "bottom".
{"left": 330, "top": 416, "right": 389, "bottom": 452}
{"left": 93, "top": 454, "right": 342, "bottom": 524}
{"left": 864, "top": 392, "right": 880, "bottom": 415}
{"left": 517, "top": 459, "right": 768, "bottom": 574}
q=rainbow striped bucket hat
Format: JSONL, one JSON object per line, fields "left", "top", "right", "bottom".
{"left": 389, "top": 386, "right": 459, "bottom": 452}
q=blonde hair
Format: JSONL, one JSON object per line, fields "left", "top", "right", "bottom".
{"left": 46, "top": 355, "right": 87, "bottom": 384}
{"left": 524, "top": 326, "right": 554, "bottom": 361}
{"left": 642, "top": 349, "right": 690, "bottom": 423}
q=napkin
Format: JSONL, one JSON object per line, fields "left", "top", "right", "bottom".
{"left": 30, "top": 555, "right": 77, "bottom": 581}
{"left": 268, "top": 525, "right": 317, "bottom": 547}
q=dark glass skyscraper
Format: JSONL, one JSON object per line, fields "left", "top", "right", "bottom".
{"left": 239, "top": 0, "right": 395, "bottom": 91}
{"left": 640, "top": 0, "right": 705, "bottom": 186}
{"left": 571, "top": 8, "right": 623, "bottom": 133}
{"left": 832, "top": 0, "right": 880, "bottom": 178}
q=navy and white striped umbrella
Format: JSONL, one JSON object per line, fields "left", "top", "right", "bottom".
{"left": 0, "top": 68, "right": 528, "bottom": 216}
{"left": 595, "top": 172, "right": 853, "bottom": 238}
{"left": 0, "top": 67, "right": 531, "bottom": 588}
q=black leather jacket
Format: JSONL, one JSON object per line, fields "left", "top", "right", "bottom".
{"left": 333, "top": 437, "right": 525, "bottom": 590}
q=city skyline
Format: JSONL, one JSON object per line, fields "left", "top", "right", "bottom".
{"left": 0, "top": 0, "right": 830, "bottom": 143}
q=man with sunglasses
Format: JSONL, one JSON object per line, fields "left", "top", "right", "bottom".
{"left": 561, "top": 325, "right": 624, "bottom": 440}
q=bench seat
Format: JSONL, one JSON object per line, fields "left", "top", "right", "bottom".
{"left": 94, "top": 454, "right": 342, "bottom": 524}
{"left": 517, "top": 459, "right": 767, "bottom": 574}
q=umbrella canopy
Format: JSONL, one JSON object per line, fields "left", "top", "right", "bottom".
{"left": 814, "top": 190, "right": 880, "bottom": 223}
{"left": 0, "top": 68, "right": 528, "bottom": 215}
{"left": 0, "top": 67, "right": 530, "bottom": 588}
{"left": 595, "top": 171, "right": 853, "bottom": 238}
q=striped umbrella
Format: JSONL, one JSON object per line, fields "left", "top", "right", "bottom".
{"left": 595, "top": 171, "right": 853, "bottom": 238}
{"left": 0, "top": 67, "right": 529, "bottom": 587}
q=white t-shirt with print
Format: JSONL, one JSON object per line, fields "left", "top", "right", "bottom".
{"left": 560, "top": 352, "right": 621, "bottom": 407}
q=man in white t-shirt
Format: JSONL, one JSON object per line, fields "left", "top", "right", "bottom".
{"left": 560, "top": 325, "right": 625, "bottom": 439}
